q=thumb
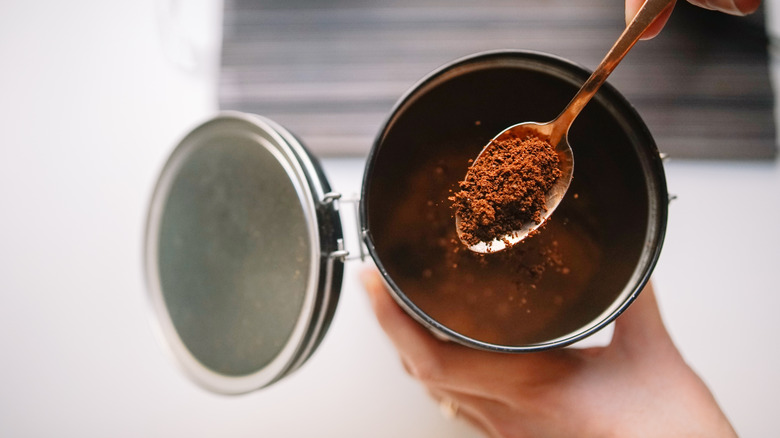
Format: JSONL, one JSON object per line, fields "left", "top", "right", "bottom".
{"left": 611, "top": 281, "right": 675, "bottom": 354}
{"left": 626, "top": 0, "right": 677, "bottom": 40}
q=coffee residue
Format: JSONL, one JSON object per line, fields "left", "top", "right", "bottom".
{"left": 374, "top": 150, "right": 600, "bottom": 346}
{"left": 451, "top": 135, "right": 561, "bottom": 247}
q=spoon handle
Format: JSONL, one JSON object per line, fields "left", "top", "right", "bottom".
{"left": 550, "top": 0, "right": 675, "bottom": 144}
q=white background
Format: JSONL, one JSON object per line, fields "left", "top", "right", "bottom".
{"left": 0, "top": 1, "right": 778, "bottom": 437}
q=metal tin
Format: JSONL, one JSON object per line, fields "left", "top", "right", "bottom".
{"left": 361, "top": 50, "right": 668, "bottom": 352}
{"left": 145, "top": 112, "right": 343, "bottom": 394}
{"left": 145, "top": 50, "right": 668, "bottom": 394}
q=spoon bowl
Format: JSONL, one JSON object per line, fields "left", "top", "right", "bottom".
{"left": 455, "top": 121, "right": 574, "bottom": 253}
{"left": 456, "top": 0, "right": 675, "bottom": 254}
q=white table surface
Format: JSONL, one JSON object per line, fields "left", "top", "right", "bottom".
{"left": 0, "top": 1, "right": 778, "bottom": 437}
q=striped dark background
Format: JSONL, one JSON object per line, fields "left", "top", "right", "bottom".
{"left": 219, "top": 0, "right": 775, "bottom": 159}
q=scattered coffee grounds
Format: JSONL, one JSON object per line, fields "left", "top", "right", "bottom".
{"left": 370, "top": 147, "right": 602, "bottom": 346}
{"left": 451, "top": 135, "right": 562, "bottom": 247}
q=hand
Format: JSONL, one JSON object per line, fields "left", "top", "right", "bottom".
{"left": 626, "top": 0, "right": 762, "bottom": 39}
{"left": 361, "top": 269, "right": 737, "bottom": 438}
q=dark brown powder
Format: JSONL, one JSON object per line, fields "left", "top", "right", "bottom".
{"left": 372, "top": 149, "right": 599, "bottom": 346}
{"left": 450, "top": 135, "right": 562, "bottom": 246}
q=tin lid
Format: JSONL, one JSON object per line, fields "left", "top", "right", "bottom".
{"left": 144, "top": 112, "right": 343, "bottom": 394}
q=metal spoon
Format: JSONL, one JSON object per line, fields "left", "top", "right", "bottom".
{"left": 457, "top": 0, "right": 675, "bottom": 254}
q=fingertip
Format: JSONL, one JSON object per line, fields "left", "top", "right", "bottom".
{"left": 359, "top": 266, "right": 379, "bottom": 287}
{"left": 735, "top": 0, "right": 761, "bottom": 15}
{"left": 690, "top": 0, "right": 760, "bottom": 15}
{"left": 638, "top": 26, "right": 663, "bottom": 40}
{"left": 360, "top": 267, "right": 383, "bottom": 302}
{"left": 611, "top": 281, "right": 673, "bottom": 353}
{"left": 626, "top": 0, "right": 676, "bottom": 40}
{"left": 359, "top": 268, "right": 445, "bottom": 366}
{"left": 359, "top": 267, "right": 403, "bottom": 325}
{"left": 625, "top": 0, "right": 643, "bottom": 26}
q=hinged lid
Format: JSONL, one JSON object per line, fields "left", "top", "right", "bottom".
{"left": 144, "top": 112, "right": 344, "bottom": 394}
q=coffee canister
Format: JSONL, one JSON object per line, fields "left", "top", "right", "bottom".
{"left": 145, "top": 50, "right": 668, "bottom": 394}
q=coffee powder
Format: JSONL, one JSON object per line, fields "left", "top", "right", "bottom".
{"left": 451, "top": 135, "right": 561, "bottom": 247}
{"left": 372, "top": 147, "right": 598, "bottom": 346}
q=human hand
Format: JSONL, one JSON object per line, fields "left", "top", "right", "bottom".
{"left": 627, "top": 0, "right": 762, "bottom": 39}
{"left": 361, "top": 269, "right": 737, "bottom": 438}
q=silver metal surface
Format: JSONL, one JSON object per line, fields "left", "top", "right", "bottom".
{"left": 145, "top": 112, "right": 337, "bottom": 394}
{"left": 323, "top": 193, "right": 366, "bottom": 262}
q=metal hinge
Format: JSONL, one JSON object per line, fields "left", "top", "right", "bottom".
{"left": 322, "top": 192, "right": 366, "bottom": 262}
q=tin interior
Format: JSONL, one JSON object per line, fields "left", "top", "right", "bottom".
{"left": 362, "top": 51, "right": 667, "bottom": 350}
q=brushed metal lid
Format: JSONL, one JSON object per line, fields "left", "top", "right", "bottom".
{"left": 144, "top": 112, "right": 343, "bottom": 394}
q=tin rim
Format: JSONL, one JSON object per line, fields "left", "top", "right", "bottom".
{"left": 361, "top": 50, "right": 668, "bottom": 352}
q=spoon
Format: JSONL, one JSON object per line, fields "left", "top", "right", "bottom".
{"left": 456, "top": 0, "right": 675, "bottom": 254}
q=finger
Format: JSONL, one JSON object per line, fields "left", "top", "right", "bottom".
{"left": 610, "top": 281, "right": 674, "bottom": 356}
{"left": 625, "top": 0, "right": 677, "bottom": 40}
{"left": 360, "top": 268, "right": 573, "bottom": 402}
{"left": 690, "top": 0, "right": 761, "bottom": 15}
{"left": 361, "top": 268, "right": 451, "bottom": 374}
{"left": 427, "top": 387, "right": 505, "bottom": 438}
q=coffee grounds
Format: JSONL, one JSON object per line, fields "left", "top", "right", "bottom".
{"left": 451, "top": 135, "right": 561, "bottom": 247}
{"left": 370, "top": 142, "right": 602, "bottom": 346}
